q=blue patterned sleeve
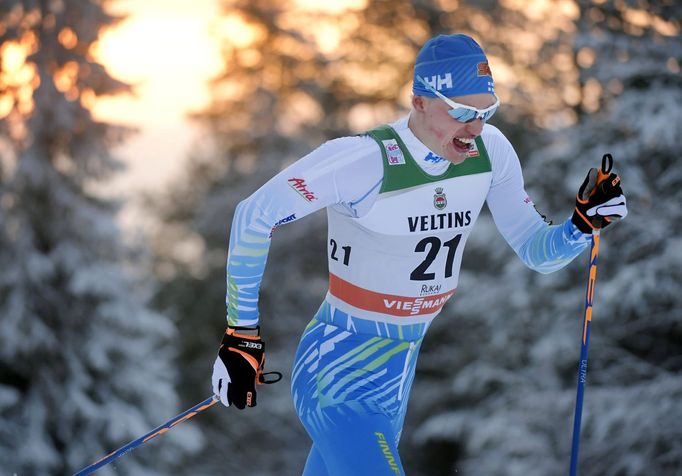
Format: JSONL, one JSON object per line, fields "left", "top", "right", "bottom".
{"left": 482, "top": 125, "right": 590, "bottom": 275}
{"left": 516, "top": 218, "right": 590, "bottom": 274}
{"left": 226, "top": 199, "right": 275, "bottom": 326}
{"left": 225, "top": 136, "right": 382, "bottom": 327}
{"left": 225, "top": 167, "right": 336, "bottom": 327}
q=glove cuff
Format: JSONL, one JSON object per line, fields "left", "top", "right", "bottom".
{"left": 571, "top": 207, "right": 595, "bottom": 234}
{"left": 226, "top": 325, "right": 260, "bottom": 338}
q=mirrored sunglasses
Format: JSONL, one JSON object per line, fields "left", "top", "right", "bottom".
{"left": 417, "top": 76, "right": 499, "bottom": 123}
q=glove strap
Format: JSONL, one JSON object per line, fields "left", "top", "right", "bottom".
{"left": 573, "top": 203, "right": 598, "bottom": 232}
{"left": 599, "top": 153, "right": 613, "bottom": 179}
{"left": 258, "top": 371, "right": 283, "bottom": 384}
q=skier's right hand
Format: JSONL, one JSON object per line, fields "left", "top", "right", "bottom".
{"left": 211, "top": 326, "right": 282, "bottom": 409}
{"left": 212, "top": 326, "right": 265, "bottom": 409}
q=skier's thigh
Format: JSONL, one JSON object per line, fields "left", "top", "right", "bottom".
{"left": 309, "top": 406, "right": 405, "bottom": 476}
{"left": 302, "top": 445, "right": 329, "bottom": 476}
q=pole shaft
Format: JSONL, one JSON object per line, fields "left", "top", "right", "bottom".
{"left": 74, "top": 395, "right": 218, "bottom": 476}
{"left": 569, "top": 230, "right": 600, "bottom": 476}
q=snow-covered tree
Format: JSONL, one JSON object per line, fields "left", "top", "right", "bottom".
{"left": 0, "top": 1, "right": 199, "bottom": 474}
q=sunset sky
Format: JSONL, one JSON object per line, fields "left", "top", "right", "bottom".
{"left": 84, "top": 0, "right": 386, "bottom": 233}
{"left": 92, "top": 0, "right": 223, "bottom": 202}
{"left": 90, "top": 0, "right": 373, "bottom": 228}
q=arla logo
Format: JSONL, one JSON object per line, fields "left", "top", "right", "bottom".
{"left": 288, "top": 178, "right": 317, "bottom": 202}
{"left": 433, "top": 187, "right": 447, "bottom": 210}
{"left": 382, "top": 139, "right": 405, "bottom": 165}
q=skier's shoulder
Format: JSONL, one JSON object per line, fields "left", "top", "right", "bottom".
{"left": 299, "top": 133, "right": 383, "bottom": 213}
{"left": 287, "top": 133, "right": 382, "bottom": 186}
{"left": 313, "top": 133, "right": 383, "bottom": 168}
{"left": 480, "top": 123, "right": 514, "bottom": 154}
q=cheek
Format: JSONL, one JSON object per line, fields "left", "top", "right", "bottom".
{"left": 431, "top": 128, "right": 448, "bottom": 142}
{"left": 425, "top": 112, "right": 451, "bottom": 141}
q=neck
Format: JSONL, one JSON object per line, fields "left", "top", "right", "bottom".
{"left": 408, "top": 109, "right": 439, "bottom": 154}
{"left": 407, "top": 111, "right": 426, "bottom": 144}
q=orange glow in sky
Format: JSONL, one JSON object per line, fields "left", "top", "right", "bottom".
{"left": 88, "top": 0, "right": 370, "bottom": 229}
{"left": 90, "top": 0, "right": 224, "bottom": 214}
{"left": 92, "top": 0, "right": 223, "bottom": 126}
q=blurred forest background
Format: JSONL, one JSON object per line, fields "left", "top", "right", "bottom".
{"left": 1, "top": 0, "right": 680, "bottom": 475}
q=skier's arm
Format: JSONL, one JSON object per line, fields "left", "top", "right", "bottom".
{"left": 214, "top": 136, "right": 382, "bottom": 408}
{"left": 225, "top": 136, "right": 382, "bottom": 327}
{"left": 515, "top": 220, "right": 591, "bottom": 274}
{"left": 484, "top": 126, "right": 589, "bottom": 274}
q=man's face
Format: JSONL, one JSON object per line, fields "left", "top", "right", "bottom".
{"left": 409, "top": 93, "right": 497, "bottom": 165}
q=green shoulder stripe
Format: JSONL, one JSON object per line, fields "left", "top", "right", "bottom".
{"left": 364, "top": 124, "right": 491, "bottom": 194}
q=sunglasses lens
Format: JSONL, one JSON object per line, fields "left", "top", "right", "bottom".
{"left": 447, "top": 104, "right": 498, "bottom": 123}
{"left": 448, "top": 108, "right": 477, "bottom": 123}
{"left": 418, "top": 76, "right": 499, "bottom": 123}
{"left": 482, "top": 107, "right": 497, "bottom": 121}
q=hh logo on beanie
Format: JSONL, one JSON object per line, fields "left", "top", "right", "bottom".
{"left": 413, "top": 34, "right": 495, "bottom": 98}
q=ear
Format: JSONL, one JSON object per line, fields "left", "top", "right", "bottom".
{"left": 412, "top": 95, "right": 427, "bottom": 113}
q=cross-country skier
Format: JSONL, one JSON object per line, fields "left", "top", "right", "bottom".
{"left": 211, "top": 34, "right": 628, "bottom": 475}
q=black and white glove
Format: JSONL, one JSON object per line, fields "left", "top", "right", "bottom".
{"left": 211, "top": 326, "right": 281, "bottom": 409}
{"left": 571, "top": 154, "right": 627, "bottom": 234}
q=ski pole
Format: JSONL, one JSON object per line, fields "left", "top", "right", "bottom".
{"left": 73, "top": 395, "right": 218, "bottom": 476}
{"left": 569, "top": 154, "right": 612, "bottom": 476}
{"left": 569, "top": 228, "right": 599, "bottom": 476}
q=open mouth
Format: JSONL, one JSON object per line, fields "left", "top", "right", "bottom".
{"left": 452, "top": 137, "right": 474, "bottom": 152}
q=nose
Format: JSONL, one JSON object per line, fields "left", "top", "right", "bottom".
{"left": 466, "top": 118, "right": 484, "bottom": 136}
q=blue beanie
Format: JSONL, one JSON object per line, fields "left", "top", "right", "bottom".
{"left": 413, "top": 34, "right": 495, "bottom": 98}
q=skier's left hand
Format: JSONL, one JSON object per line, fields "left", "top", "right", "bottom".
{"left": 571, "top": 159, "right": 627, "bottom": 233}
